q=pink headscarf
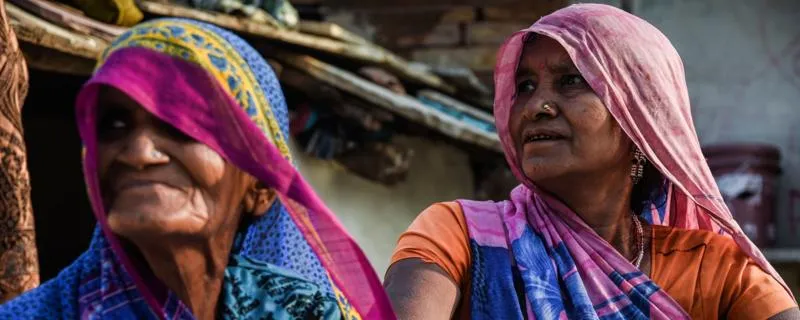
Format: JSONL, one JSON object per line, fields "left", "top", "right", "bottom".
{"left": 493, "top": 3, "right": 790, "bottom": 297}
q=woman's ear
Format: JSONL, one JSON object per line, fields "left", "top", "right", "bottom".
{"left": 243, "top": 180, "right": 276, "bottom": 216}
{"left": 251, "top": 186, "right": 276, "bottom": 217}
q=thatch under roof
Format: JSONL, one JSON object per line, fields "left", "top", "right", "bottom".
{"left": 8, "top": 0, "right": 502, "bottom": 155}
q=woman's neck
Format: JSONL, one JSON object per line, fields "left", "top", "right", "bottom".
{"left": 134, "top": 233, "right": 236, "bottom": 320}
{"left": 541, "top": 166, "right": 636, "bottom": 255}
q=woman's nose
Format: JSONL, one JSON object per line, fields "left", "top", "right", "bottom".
{"left": 115, "top": 129, "right": 169, "bottom": 169}
{"left": 520, "top": 94, "right": 559, "bottom": 121}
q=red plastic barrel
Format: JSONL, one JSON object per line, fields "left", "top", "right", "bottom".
{"left": 703, "top": 144, "right": 782, "bottom": 247}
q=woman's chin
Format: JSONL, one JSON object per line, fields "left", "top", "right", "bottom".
{"left": 106, "top": 210, "right": 206, "bottom": 241}
{"left": 522, "top": 160, "right": 570, "bottom": 183}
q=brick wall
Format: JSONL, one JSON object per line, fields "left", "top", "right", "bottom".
{"left": 315, "top": 0, "right": 568, "bottom": 87}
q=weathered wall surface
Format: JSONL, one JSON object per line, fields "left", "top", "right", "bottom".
{"left": 290, "top": 136, "right": 475, "bottom": 276}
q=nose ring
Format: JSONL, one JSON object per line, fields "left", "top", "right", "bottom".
{"left": 151, "top": 150, "right": 164, "bottom": 159}
{"left": 542, "top": 103, "right": 553, "bottom": 112}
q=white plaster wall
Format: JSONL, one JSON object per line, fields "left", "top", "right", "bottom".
{"left": 289, "top": 136, "right": 475, "bottom": 277}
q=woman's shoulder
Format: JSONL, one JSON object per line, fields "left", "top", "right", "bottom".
{"left": 390, "top": 201, "right": 471, "bottom": 283}
{"left": 651, "top": 224, "right": 741, "bottom": 255}
{"left": 651, "top": 225, "right": 796, "bottom": 319}
{"left": 650, "top": 224, "right": 757, "bottom": 273}
{"left": 413, "top": 201, "right": 467, "bottom": 228}
{"left": 398, "top": 201, "right": 469, "bottom": 243}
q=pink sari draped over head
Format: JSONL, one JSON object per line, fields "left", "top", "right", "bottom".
{"left": 458, "top": 3, "right": 792, "bottom": 319}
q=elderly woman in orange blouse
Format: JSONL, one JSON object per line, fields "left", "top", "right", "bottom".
{"left": 385, "top": 4, "right": 798, "bottom": 320}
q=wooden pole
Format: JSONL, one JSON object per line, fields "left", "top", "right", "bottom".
{"left": 0, "top": 0, "right": 39, "bottom": 302}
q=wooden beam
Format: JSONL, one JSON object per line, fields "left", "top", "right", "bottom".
{"left": 280, "top": 66, "right": 343, "bottom": 102}
{"left": 7, "top": 3, "right": 107, "bottom": 60}
{"left": 269, "top": 49, "right": 502, "bottom": 152}
{"left": 138, "top": 1, "right": 455, "bottom": 94}
{"left": 280, "top": 67, "right": 393, "bottom": 132}
{"left": 8, "top": 0, "right": 124, "bottom": 41}
{"left": 427, "top": 66, "right": 493, "bottom": 110}
{"left": 297, "top": 20, "right": 369, "bottom": 45}
{"left": 417, "top": 89, "right": 493, "bottom": 123}
{"left": 138, "top": 2, "right": 378, "bottom": 56}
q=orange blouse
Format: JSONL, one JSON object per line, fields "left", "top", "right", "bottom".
{"left": 391, "top": 202, "right": 797, "bottom": 320}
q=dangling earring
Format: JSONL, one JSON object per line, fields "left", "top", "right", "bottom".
{"left": 631, "top": 148, "right": 646, "bottom": 184}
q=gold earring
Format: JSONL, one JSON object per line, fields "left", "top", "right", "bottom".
{"left": 631, "top": 149, "right": 646, "bottom": 184}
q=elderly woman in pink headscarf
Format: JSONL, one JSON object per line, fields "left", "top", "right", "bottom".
{"left": 384, "top": 4, "right": 798, "bottom": 320}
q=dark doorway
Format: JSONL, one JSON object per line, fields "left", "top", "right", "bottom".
{"left": 22, "top": 69, "right": 95, "bottom": 281}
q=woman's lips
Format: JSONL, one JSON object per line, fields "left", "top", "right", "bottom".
{"left": 117, "top": 180, "right": 163, "bottom": 190}
{"left": 520, "top": 128, "right": 567, "bottom": 155}
{"left": 523, "top": 137, "right": 565, "bottom": 147}
{"left": 521, "top": 127, "right": 567, "bottom": 144}
{"left": 524, "top": 134, "right": 564, "bottom": 143}
{"left": 113, "top": 178, "right": 183, "bottom": 195}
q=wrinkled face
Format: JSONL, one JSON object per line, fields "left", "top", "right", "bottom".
{"left": 509, "top": 36, "right": 631, "bottom": 187}
{"left": 96, "top": 86, "right": 256, "bottom": 241}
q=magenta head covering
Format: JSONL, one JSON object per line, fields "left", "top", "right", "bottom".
{"left": 0, "top": 19, "right": 394, "bottom": 319}
{"left": 71, "top": 20, "right": 395, "bottom": 319}
{"left": 492, "top": 2, "right": 790, "bottom": 299}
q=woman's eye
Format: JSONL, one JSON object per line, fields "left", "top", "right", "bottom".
{"left": 97, "top": 116, "right": 129, "bottom": 142}
{"left": 560, "top": 74, "right": 586, "bottom": 88}
{"left": 517, "top": 80, "right": 536, "bottom": 94}
{"left": 98, "top": 114, "right": 129, "bottom": 133}
{"left": 111, "top": 120, "right": 126, "bottom": 129}
{"left": 161, "top": 123, "right": 194, "bottom": 142}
